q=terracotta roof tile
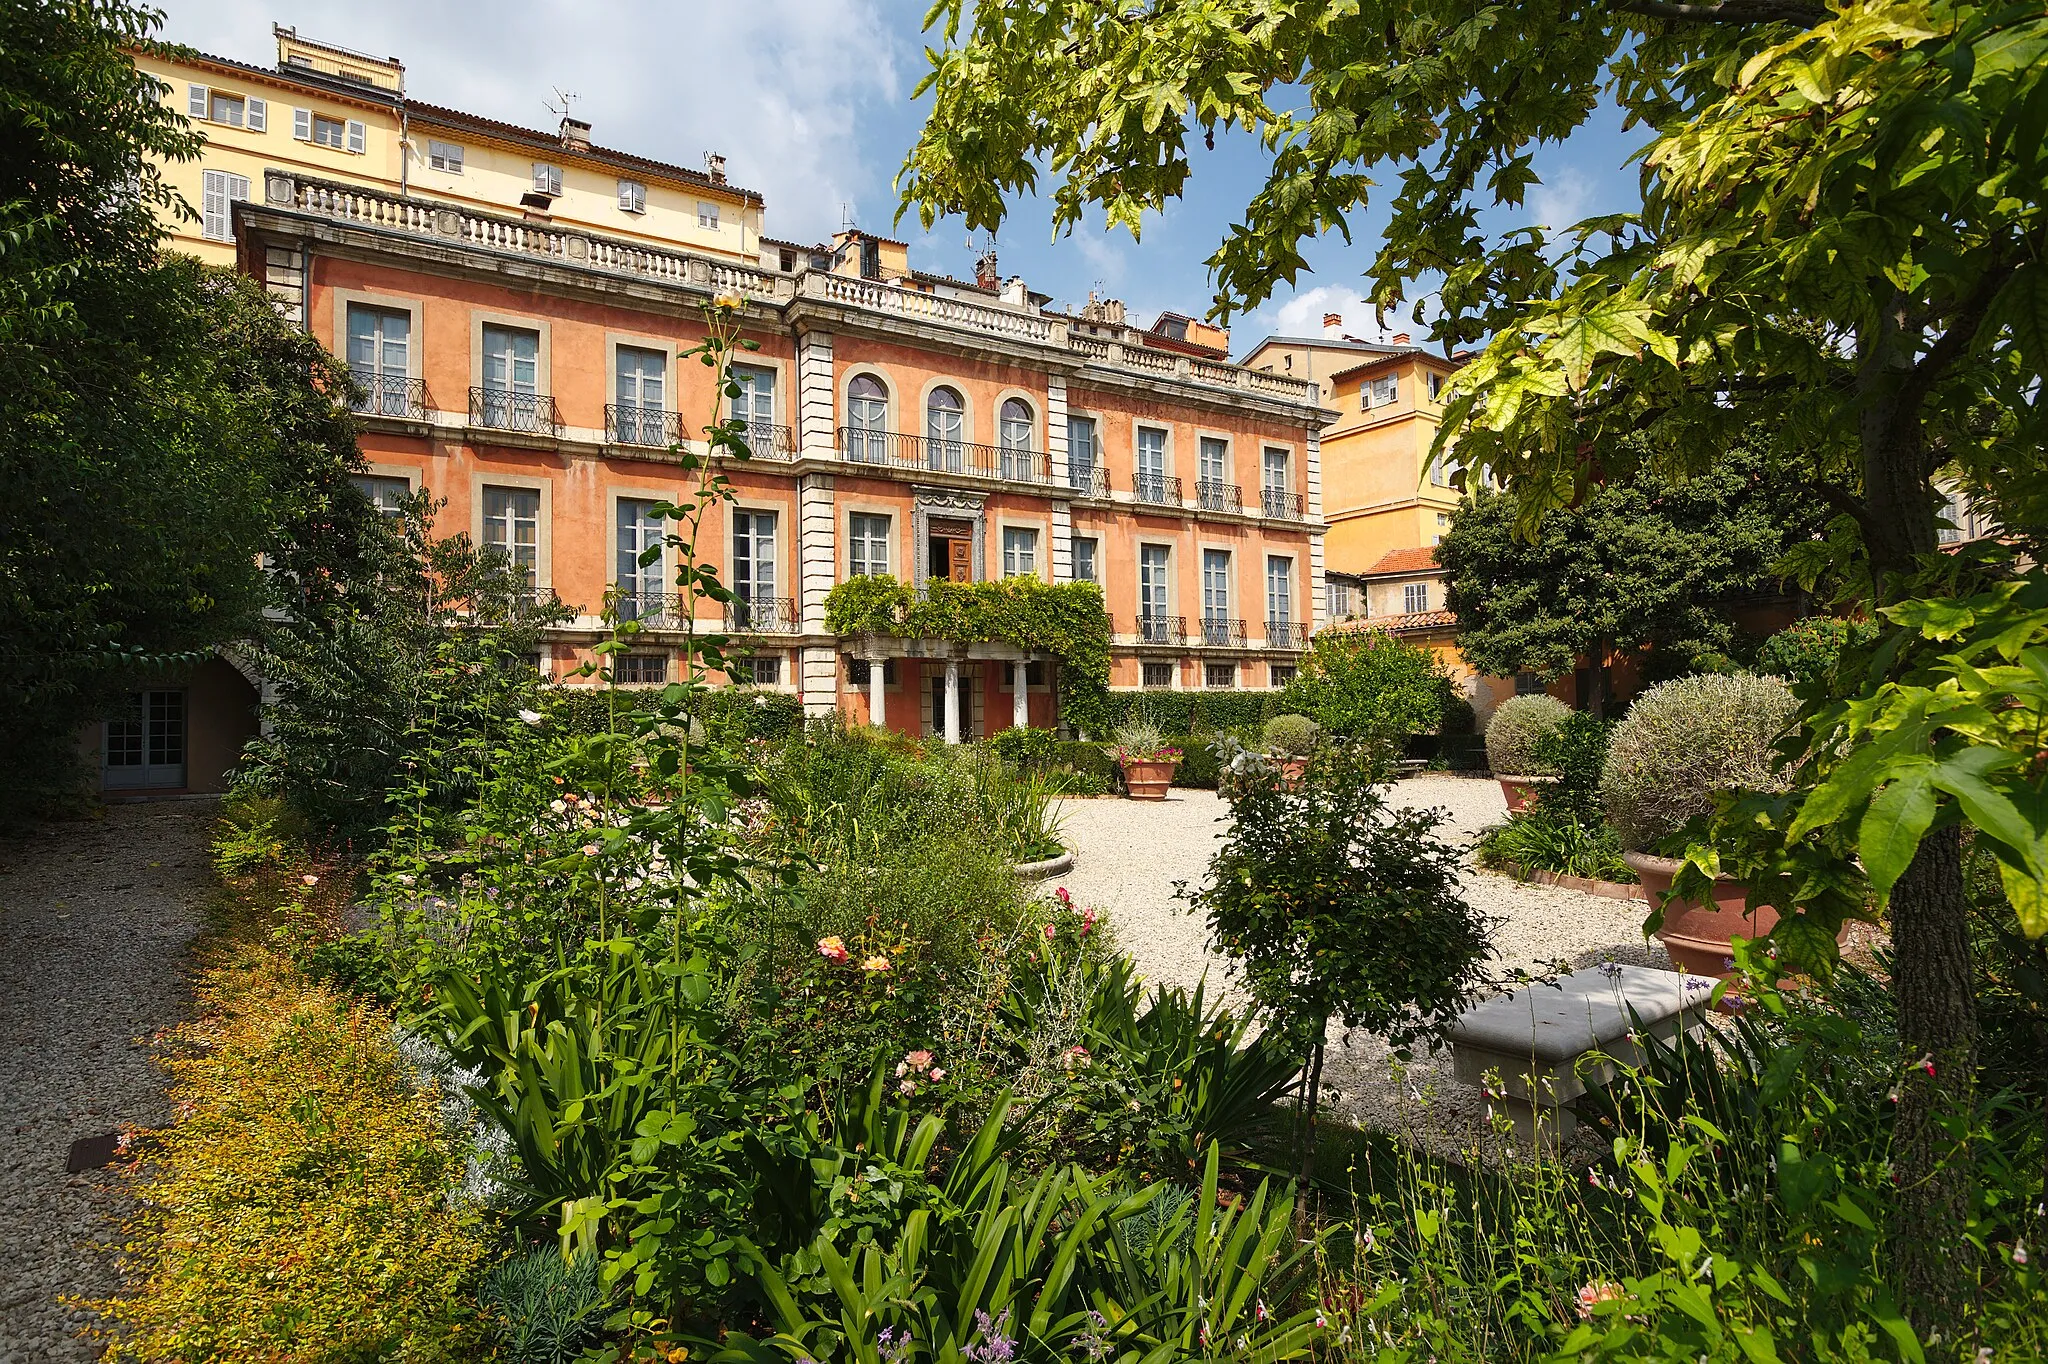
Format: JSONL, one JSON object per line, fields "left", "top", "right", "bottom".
{"left": 1363, "top": 546, "right": 1439, "bottom": 576}
{"left": 1325, "top": 608, "right": 1457, "bottom": 635}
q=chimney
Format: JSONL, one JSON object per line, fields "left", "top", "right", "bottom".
{"left": 1322, "top": 312, "right": 1344, "bottom": 338}
{"left": 1001, "top": 276, "right": 1029, "bottom": 307}
{"left": 974, "top": 249, "right": 999, "bottom": 292}
{"left": 1392, "top": 331, "right": 1411, "bottom": 346}
{"left": 704, "top": 152, "right": 727, "bottom": 185}
{"left": 558, "top": 116, "right": 592, "bottom": 151}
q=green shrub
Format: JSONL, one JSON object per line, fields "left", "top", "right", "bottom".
{"left": 1261, "top": 713, "right": 1321, "bottom": 757}
{"left": 1050, "top": 739, "right": 1118, "bottom": 790}
{"left": 1530, "top": 711, "right": 1612, "bottom": 825}
{"left": 480, "top": 1247, "right": 612, "bottom": 1364}
{"left": 1474, "top": 808, "right": 1632, "bottom": 882}
{"left": 988, "top": 724, "right": 1061, "bottom": 767}
{"left": 1600, "top": 671, "right": 1798, "bottom": 851}
{"left": 545, "top": 683, "right": 802, "bottom": 743}
{"left": 1101, "top": 690, "right": 1278, "bottom": 735}
{"left": 1166, "top": 734, "right": 1222, "bottom": 788}
{"left": 1482, "top": 693, "right": 1570, "bottom": 776}
{"left": 1439, "top": 692, "right": 1477, "bottom": 735}
{"left": 1277, "top": 629, "right": 1450, "bottom": 740}
{"left": 1755, "top": 615, "right": 1879, "bottom": 693}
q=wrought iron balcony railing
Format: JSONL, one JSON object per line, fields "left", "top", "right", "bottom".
{"left": 723, "top": 595, "right": 799, "bottom": 634}
{"left": 1133, "top": 473, "right": 1183, "bottom": 507}
{"left": 731, "top": 420, "right": 798, "bottom": 460}
{"left": 1265, "top": 620, "right": 1309, "bottom": 650}
{"left": 349, "top": 369, "right": 427, "bottom": 420}
{"left": 615, "top": 589, "right": 686, "bottom": 630}
{"left": 1260, "top": 487, "right": 1306, "bottom": 520}
{"left": 1067, "top": 463, "right": 1109, "bottom": 497}
{"left": 470, "top": 386, "right": 561, "bottom": 436}
{"left": 1199, "top": 617, "right": 1248, "bottom": 647}
{"left": 607, "top": 404, "right": 681, "bottom": 448}
{"left": 1134, "top": 613, "right": 1186, "bottom": 645}
{"left": 837, "top": 427, "right": 1050, "bottom": 484}
{"left": 1196, "top": 479, "right": 1241, "bottom": 513}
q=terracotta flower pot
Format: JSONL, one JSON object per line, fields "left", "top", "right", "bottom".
{"left": 1273, "top": 756, "right": 1309, "bottom": 787}
{"left": 1625, "top": 850, "right": 1816, "bottom": 979}
{"left": 1497, "top": 775, "right": 1558, "bottom": 813}
{"left": 1121, "top": 757, "right": 1177, "bottom": 800}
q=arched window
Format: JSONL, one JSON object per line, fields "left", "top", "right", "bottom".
{"left": 925, "top": 386, "right": 964, "bottom": 472}
{"left": 998, "top": 397, "right": 1035, "bottom": 479}
{"left": 846, "top": 373, "right": 888, "bottom": 464}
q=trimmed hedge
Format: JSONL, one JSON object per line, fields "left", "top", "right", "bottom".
{"left": 1102, "top": 691, "right": 1280, "bottom": 735}
{"left": 1165, "top": 734, "right": 1224, "bottom": 789}
{"left": 545, "top": 685, "right": 805, "bottom": 744}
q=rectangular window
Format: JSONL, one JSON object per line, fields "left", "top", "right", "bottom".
{"left": 1266, "top": 556, "right": 1293, "bottom": 625}
{"left": 1142, "top": 662, "right": 1174, "bottom": 689}
{"left": 1404, "top": 582, "right": 1431, "bottom": 614}
{"left": 351, "top": 473, "right": 411, "bottom": 516}
{"left": 1261, "top": 447, "right": 1290, "bottom": 492}
{"left": 1327, "top": 582, "right": 1354, "bottom": 618}
{"left": 697, "top": 201, "right": 721, "bottom": 230}
{"left": 848, "top": 658, "right": 897, "bottom": 687}
{"left": 618, "top": 179, "right": 646, "bottom": 213}
{"left": 1205, "top": 662, "right": 1237, "bottom": 689}
{"left": 1431, "top": 457, "right": 1452, "bottom": 488}
{"left": 208, "top": 91, "right": 245, "bottom": 127}
{"left": 311, "top": 114, "right": 346, "bottom": 149}
{"left": 1072, "top": 537, "right": 1099, "bottom": 584}
{"left": 532, "top": 163, "right": 563, "bottom": 196}
{"left": 481, "top": 485, "right": 541, "bottom": 588}
{"left": 1198, "top": 436, "right": 1229, "bottom": 487}
{"left": 732, "top": 509, "right": 777, "bottom": 611}
{"left": 1067, "top": 415, "right": 1098, "bottom": 491}
{"left": 1139, "top": 544, "right": 1170, "bottom": 623}
{"left": 616, "top": 497, "right": 664, "bottom": 609}
{"left": 345, "top": 303, "right": 411, "bottom": 416}
{"left": 1201, "top": 549, "right": 1230, "bottom": 622}
{"left": 1001, "top": 526, "right": 1039, "bottom": 579}
{"left": 737, "top": 655, "right": 782, "bottom": 685}
{"left": 482, "top": 324, "right": 540, "bottom": 395}
{"left": 730, "top": 364, "right": 776, "bottom": 454}
{"left": 849, "top": 513, "right": 891, "bottom": 577}
{"left": 614, "top": 344, "right": 667, "bottom": 439}
{"left": 1362, "top": 374, "right": 1399, "bottom": 409}
{"left": 1136, "top": 426, "right": 1167, "bottom": 485}
{"left": 199, "top": 169, "right": 249, "bottom": 242}
{"left": 1427, "top": 371, "right": 1446, "bottom": 401}
{"left": 428, "top": 139, "right": 464, "bottom": 172}
{"left": 1270, "top": 664, "right": 1298, "bottom": 687}
{"left": 615, "top": 653, "right": 669, "bottom": 685}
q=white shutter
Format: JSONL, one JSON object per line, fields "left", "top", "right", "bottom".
{"left": 346, "top": 120, "right": 365, "bottom": 154}
{"left": 292, "top": 106, "right": 311, "bottom": 140}
{"left": 244, "top": 97, "right": 266, "bottom": 131}
{"left": 188, "top": 84, "right": 207, "bottom": 118}
{"left": 201, "top": 170, "right": 228, "bottom": 240}
{"left": 617, "top": 180, "right": 633, "bottom": 211}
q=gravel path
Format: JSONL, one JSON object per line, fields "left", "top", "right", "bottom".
{"left": 0, "top": 801, "right": 212, "bottom": 1364}
{"left": 1051, "top": 777, "right": 1673, "bottom": 1157}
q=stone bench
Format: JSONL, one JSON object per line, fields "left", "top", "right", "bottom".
{"left": 1446, "top": 964, "right": 1718, "bottom": 1146}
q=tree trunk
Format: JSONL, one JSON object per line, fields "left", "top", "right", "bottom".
{"left": 1889, "top": 827, "right": 1978, "bottom": 1314}
{"left": 1294, "top": 1026, "right": 1327, "bottom": 1237}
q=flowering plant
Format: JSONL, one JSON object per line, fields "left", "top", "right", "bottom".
{"left": 1110, "top": 718, "right": 1182, "bottom": 765}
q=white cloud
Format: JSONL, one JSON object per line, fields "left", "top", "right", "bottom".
{"left": 158, "top": 0, "right": 904, "bottom": 243}
{"left": 1249, "top": 283, "right": 1424, "bottom": 346}
{"left": 1526, "top": 167, "right": 1593, "bottom": 233}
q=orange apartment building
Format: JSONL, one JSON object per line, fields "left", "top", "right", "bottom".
{"left": 89, "top": 26, "right": 1331, "bottom": 793}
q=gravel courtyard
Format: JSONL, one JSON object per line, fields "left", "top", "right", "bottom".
{"left": 1049, "top": 776, "right": 1673, "bottom": 1155}
{"left": 0, "top": 801, "right": 211, "bottom": 1364}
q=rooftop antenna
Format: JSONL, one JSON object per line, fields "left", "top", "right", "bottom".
{"left": 840, "top": 201, "right": 858, "bottom": 232}
{"left": 543, "top": 86, "right": 580, "bottom": 121}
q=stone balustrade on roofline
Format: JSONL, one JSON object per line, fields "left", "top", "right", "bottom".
{"left": 259, "top": 171, "right": 1324, "bottom": 407}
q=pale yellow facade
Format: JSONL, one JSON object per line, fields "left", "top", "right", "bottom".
{"left": 1241, "top": 334, "right": 1464, "bottom": 574}
{"left": 135, "top": 26, "right": 761, "bottom": 268}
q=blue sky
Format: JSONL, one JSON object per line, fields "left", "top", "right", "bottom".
{"left": 163, "top": 0, "right": 1645, "bottom": 357}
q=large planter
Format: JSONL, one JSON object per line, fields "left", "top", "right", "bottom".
{"left": 1272, "top": 756, "right": 1309, "bottom": 787}
{"left": 1624, "top": 850, "right": 1834, "bottom": 979}
{"left": 1121, "top": 758, "right": 1177, "bottom": 800}
{"left": 1497, "top": 774, "right": 1558, "bottom": 813}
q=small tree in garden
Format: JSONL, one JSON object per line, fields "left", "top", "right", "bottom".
{"left": 1188, "top": 744, "right": 1491, "bottom": 1196}
{"left": 1278, "top": 628, "right": 1449, "bottom": 744}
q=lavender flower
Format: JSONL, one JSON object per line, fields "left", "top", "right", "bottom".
{"left": 966, "top": 1309, "right": 1016, "bottom": 1364}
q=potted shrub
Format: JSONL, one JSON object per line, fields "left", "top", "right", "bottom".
{"left": 1111, "top": 719, "right": 1181, "bottom": 800}
{"left": 1260, "top": 713, "right": 1320, "bottom": 783}
{"left": 1601, "top": 672, "right": 1817, "bottom": 977}
{"left": 1483, "top": 693, "right": 1569, "bottom": 811}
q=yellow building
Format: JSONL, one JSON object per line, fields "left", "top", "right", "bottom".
{"left": 1242, "top": 319, "right": 1465, "bottom": 573}
{"left": 134, "top": 25, "right": 763, "bottom": 268}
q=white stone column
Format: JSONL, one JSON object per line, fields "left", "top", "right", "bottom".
{"left": 1013, "top": 660, "right": 1029, "bottom": 729}
{"left": 943, "top": 654, "right": 962, "bottom": 744}
{"left": 868, "top": 654, "right": 886, "bottom": 728}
